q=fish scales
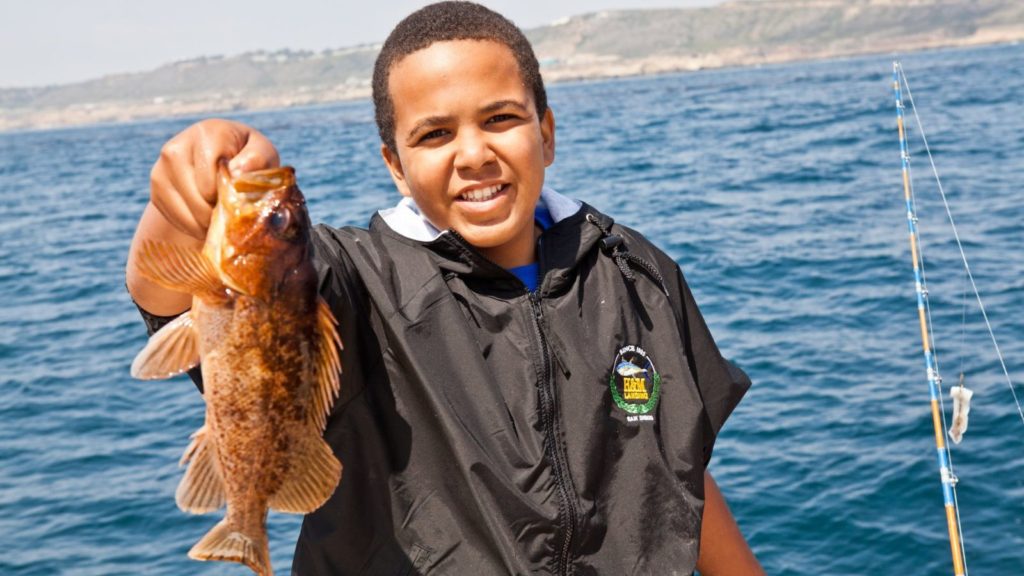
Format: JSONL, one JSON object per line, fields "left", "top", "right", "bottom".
{"left": 132, "top": 164, "right": 343, "bottom": 576}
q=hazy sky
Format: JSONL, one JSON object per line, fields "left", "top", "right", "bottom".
{"left": 2, "top": 0, "right": 723, "bottom": 88}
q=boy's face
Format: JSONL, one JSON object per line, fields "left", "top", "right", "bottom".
{"left": 381, "top": 39, "right": 555, "bottom": 268}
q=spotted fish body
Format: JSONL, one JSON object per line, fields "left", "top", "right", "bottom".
{"left": 131, "top": 165, "right": 342, "bottom": 576}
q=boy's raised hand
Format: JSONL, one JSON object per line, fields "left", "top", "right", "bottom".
{"left": 149, "top": 119, "right": 280, "bottom": 239}
{"left": 127, "top": 119, "right": 279, "bottom": 315}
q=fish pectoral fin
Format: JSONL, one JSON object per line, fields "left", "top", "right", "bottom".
{"left": 269, "top": 431, "right": 341, "bottom": 514}
{"left": 136, "top": 240, "right": 228, "bottom": 301}
{"left": 310, "top": 297, "right": 343, "bottom": 431}
{"left": 188, "top": 518, "right": 271, "bottom": 576}
{"left": 131, "top": 311, "right": 200, "bottom": 379}
{"left": 176, "top": 425, "right": 226, "bottom": 514}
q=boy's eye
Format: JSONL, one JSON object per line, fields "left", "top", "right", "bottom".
{"left": 418, "top": 129, "right": 448, "bottom": 143}
{"left": 487, "top": 113, "right": 516, "bottom": 124}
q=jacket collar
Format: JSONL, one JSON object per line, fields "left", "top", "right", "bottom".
{"left": 369, "top": 187, "right": 614, "bottom": 294}
{"left": 376, "top": 186, "right": 583, "bottom": 242}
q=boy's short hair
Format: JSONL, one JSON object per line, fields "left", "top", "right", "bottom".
{"left": 372, "top": 1, "right": 548, "bottom": 153}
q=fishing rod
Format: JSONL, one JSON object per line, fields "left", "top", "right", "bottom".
{"left": 894, "top": 58, "right": 1024, "bottom": 574}
{"left": 892, "top": 60, "right": 967, "bottom": 576}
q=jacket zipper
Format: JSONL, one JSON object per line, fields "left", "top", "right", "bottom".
{"left": 529, "top": 291, "right": 577, "bottom": 576}
{"left": 443, "top": 227, "right": 579, "bottom": 573}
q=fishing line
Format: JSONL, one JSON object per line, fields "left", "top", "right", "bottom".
{"left": 960, "top": 269, "right": 968, "bottom": 381}
{"left": 898, "top": 64, "right": 1024, "bottom": 427}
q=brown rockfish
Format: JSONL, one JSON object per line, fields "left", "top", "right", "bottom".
{"left": 131, "top": 164, "right": 342, "bottom": 576}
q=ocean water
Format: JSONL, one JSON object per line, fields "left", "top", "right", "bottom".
{"left": 1, "top": 43, "right": 1022, "bottom": 575}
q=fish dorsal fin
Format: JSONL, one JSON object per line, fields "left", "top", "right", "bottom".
{"left": 176, "top": 425, "right": 226, "bottom": 514}
{"left": 311, "top": 297, "right": 343, "bottom": 432}
{"left": 266, "top": 299, "right": 343, "bottom": 514}
{"left": 268, "top": 429, "right": 342, "bottom": 514}
{"left": 130, "top": 311, "right": 200, "bottom": 380}
{"left": 136, "top": 240, "right": 228, "bottom": 301}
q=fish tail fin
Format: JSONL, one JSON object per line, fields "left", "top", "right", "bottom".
{"left": 189, "top": 519, "right": 272, "bottom": 576}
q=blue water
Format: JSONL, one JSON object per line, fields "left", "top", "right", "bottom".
{"left": 2, "top": 43, "right": 1022, "bottom": 575}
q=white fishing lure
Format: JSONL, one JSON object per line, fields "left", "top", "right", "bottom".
{"left": 948, "top": 384, "right": 974, "bottom": 445}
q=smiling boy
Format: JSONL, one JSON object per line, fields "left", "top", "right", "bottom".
{"left": 127, "top": 2, "right": 760, "bottom": 574}
{"left": 380, "top": 35, "right": 552, "bottom": 270}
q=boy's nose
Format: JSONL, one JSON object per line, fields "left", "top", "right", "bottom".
{"left": 453, "top": 129, "right": 496, "bottom": 171}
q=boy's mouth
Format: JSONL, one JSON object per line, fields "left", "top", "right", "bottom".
{"left": 458, "top": 183, "right": 508, "bottom": 202}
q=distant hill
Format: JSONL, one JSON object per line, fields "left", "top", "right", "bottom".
{"left": 2, "top": 0, "right": 1021, "bottom": 132}
{"left": 529, "top": 0, "right": 1024, "bottom": 80}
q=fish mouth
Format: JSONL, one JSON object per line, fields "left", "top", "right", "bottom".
{"left": 218, "top": 162, "right": 296, "bottom": 207}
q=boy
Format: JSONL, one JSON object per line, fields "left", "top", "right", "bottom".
{"left": 127, "top": 2, "right": 762, "bottom": 574}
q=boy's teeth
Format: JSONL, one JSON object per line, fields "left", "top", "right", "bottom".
{"left": 463, "top": 184, "right": 502, "bottom": 201}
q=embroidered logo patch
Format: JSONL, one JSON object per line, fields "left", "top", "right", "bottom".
{"left": 609, "top": 345, "right": 661, "bottom": 423}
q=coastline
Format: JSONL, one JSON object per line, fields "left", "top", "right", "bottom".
{"left": 3, "top": 23, "right": 1022, "bottom": 134}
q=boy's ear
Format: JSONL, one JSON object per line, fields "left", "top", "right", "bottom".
{"left": 541, "top": 108, "right": 556, "bottom": 167}
{"left": 381, "top": 144, "right": 413, "bottom": 198}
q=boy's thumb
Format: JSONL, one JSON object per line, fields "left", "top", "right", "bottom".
{"left": 227, "top": 130, "right": 281, "bottom": 177}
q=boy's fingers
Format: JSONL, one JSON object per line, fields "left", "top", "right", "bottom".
{"left": 147, "top": 119, "right": 278, "bottom": 239}
{"left": 169, "top": 162, "right": 213, "bottom": 233}
{"left": 150, "top": 174, "right": 206, "bottom": 240}
{"left": 192, "top": 139, "right": 222, "bottom": 206}
{"left": 227, "top": 130, "right": 280, "bottom": 177}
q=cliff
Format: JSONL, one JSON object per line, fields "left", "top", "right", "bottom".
{"left": 2, "top": 0, "right": 1021, "bottom": 132}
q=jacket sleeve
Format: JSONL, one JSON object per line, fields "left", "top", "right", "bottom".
{"left": 667, "top": 265, "right": 751, "bottom": 466}
{"left": 310, "top": 225, "right": 372, "bottom": 412}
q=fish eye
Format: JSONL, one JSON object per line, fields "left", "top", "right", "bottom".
{"left": 268, "top": 208, "right": 295, "bottom": 239}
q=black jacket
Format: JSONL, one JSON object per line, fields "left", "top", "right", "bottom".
{"left": 291, "top": 199, "right": 749, "bottom": 575}
{"left": 136, "top": 196, "right": 749, "bottom": 575}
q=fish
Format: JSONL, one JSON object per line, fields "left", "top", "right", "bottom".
{"left": 616, "top": 360, "right": 648, "bottom": 377}
{"left": 130, "top": 163, "right": 343, "bottom": 576}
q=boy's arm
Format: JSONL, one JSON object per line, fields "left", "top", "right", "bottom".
{"left": 126, "top": 119, "right": 279, "bottom": 314}
{"left": 696, "top": 471, "right": 764, "bottom": 575}
{"left": 127, "top": 202, "right": 204, "bottom": 315}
